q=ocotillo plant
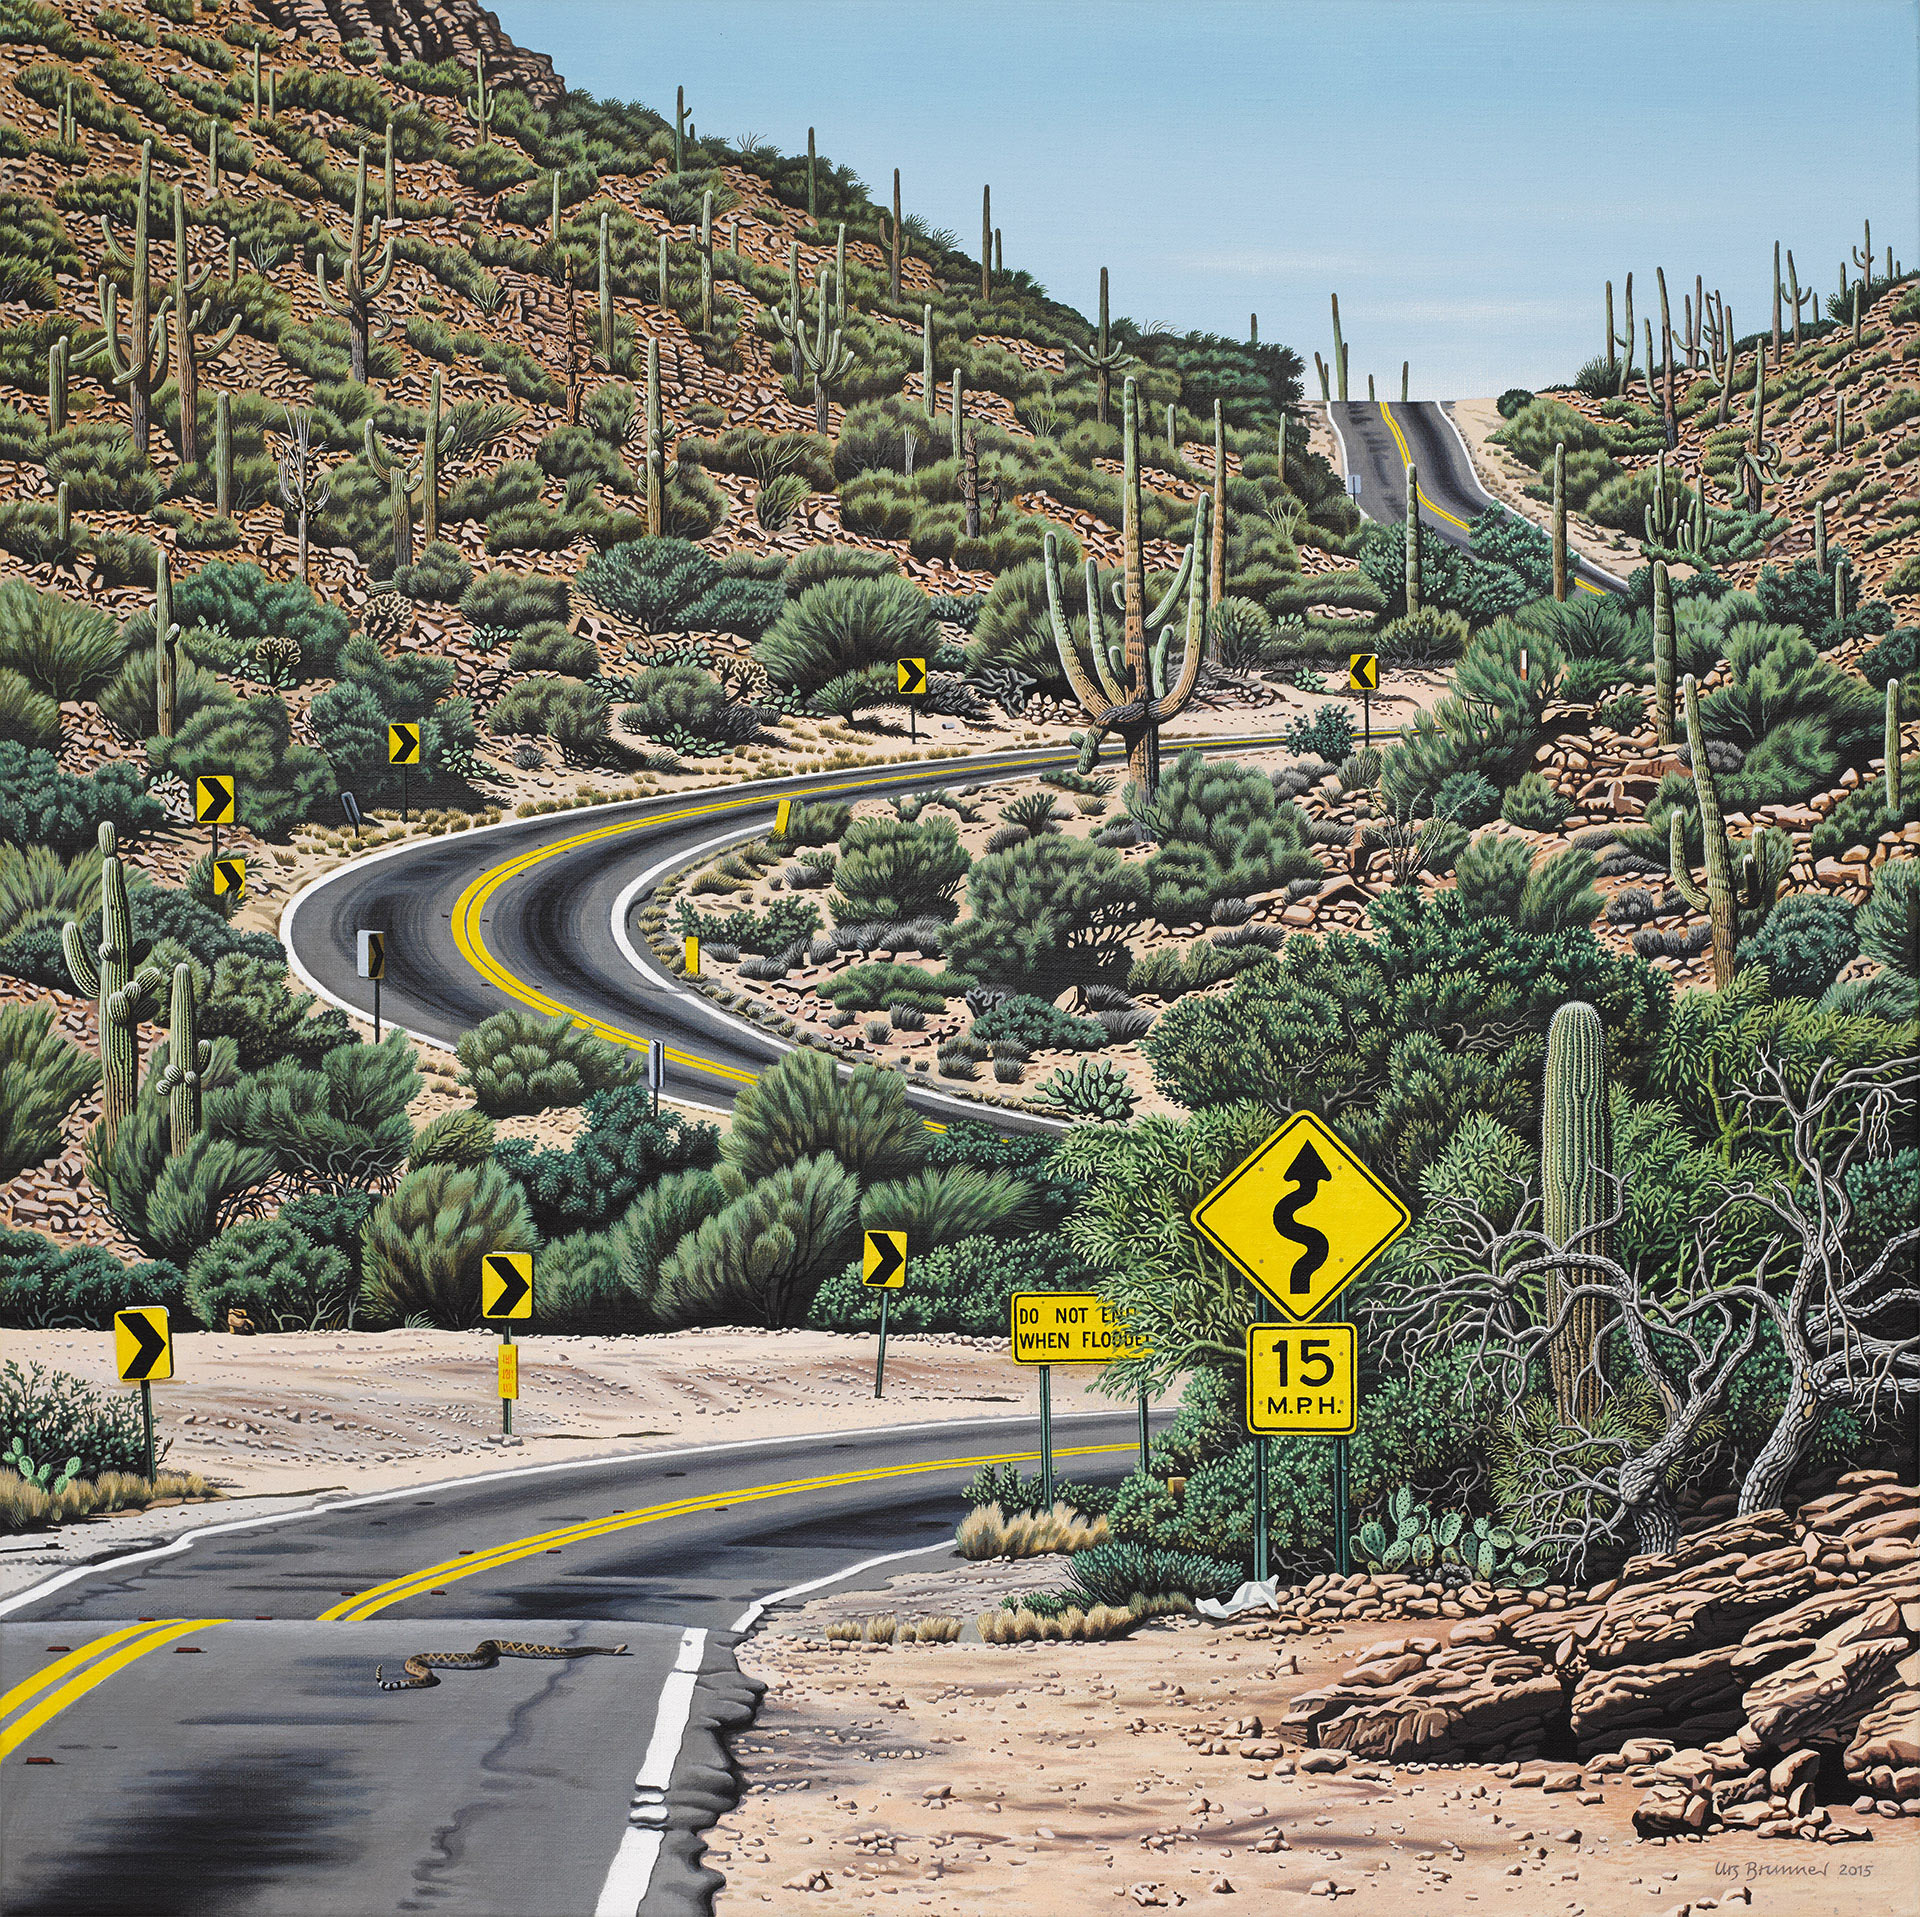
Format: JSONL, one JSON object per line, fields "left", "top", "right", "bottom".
{"left": 1042, "top": 376, "right": 1208, "bottom": 796}
{"left": 153, "top": 547, "right": 175, "bottom": 737}
{"left": 598, "top": 210, "right": 613, "bottom": 361}
{"left": 62, "top": 823, "right": 165, "bottom": 1146}
{"left": 921, "top": 304, "right": 934, "bottom": 421}
{"left": 155, "top": 961, "right": 209, "bottom": 1155}
{"left": 95, "top": 140, "right": 168, "bottom": 462}
{"left": 276, "top": 405, "right": 330, "bottom": 586}
{"left": 1887, "top": 681, "right": 1903, "bottom": 813}
{"left": 645, "top": 336, "right": 663, "bottom": 537}
{"left": 699, "top": 189, "right": 713, "bottom": 333}
{"left": 1551, "top": 441, "right": 1568, "bottom": 602}
{"left": 1404, "top": 463, "right": 1420, "bottom": 614}
{"left": 1542, "top": 1001, "right": 1612, "bottom": 1426}
{"left": 169, "top": 184, "right": 241, "bottom": 461}
{"left": 1668, "top": 675, "right": 1789, "bottom": 988}
{"left": 313, "top": 146, "right": 395, "bottom": 383}
{"left": 1068, "top": 268, "right": 1131, "bottom": 426}
{"left": 980, "top": 185, "right": 991, "bottom": 301}
{"left": 1331, "top": 292, "right": 1349, "bottom": 401}
{"left": 213, "top": 389, "right": 231, "bottom": 517}
{"left": 889, "top": 168, "right": 902, "bottom": 301}
{"left": 1652, "top": 560, "right": 1675, "bottom": 745}
{"left": 775, "top": 261, "right": 852, "bottom": 435}
{"left": 466, "top": 54, "right": 492, "bottom": 147}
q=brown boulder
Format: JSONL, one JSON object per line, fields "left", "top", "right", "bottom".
{"left": 1570, "top": 1639, "right": 1815, "bottom": 1757}
{"left": 1744, "top": 1634, "right": 1911, "bottom": 1752}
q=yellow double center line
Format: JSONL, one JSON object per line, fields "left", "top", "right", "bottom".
{"left": 1, "top": 1618, "right": 227, "bottom": 1762}
{"left": 446, "top": 739, "right": 1301, "bottom": 1089}
{"left": 1379, "top": 400, "right": 1606, "bottom": 597}
{"left": 322, "top": 1441, "right": 1134, "bottom": 1623}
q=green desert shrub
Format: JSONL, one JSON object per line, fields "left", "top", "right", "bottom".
{"left": 407, "top": 1108, "right": 496, "bottom": 1170}
{"left": 455, "top": 1007, "right": 639, "bottom": 1117}
{"left": 948, "top": 834, "right": 1147, "bottom": 998}
{"left": 0, "top": 1234, "right": 188, "bottom": 1331}
{"left": 0, "top": 1004, "right": 98, "bottom": 1182}
{"left": 1130, "top": 751, "right": 1321, "bottom": 924}
{"left": 185, "top": 1217, "right": 356, "bottom": 1332}
{"left": 146, "top": 695, "right": 332, "bottom": 839}
{"left": 459, "top": 569, "right": 571, "bottom": 632}
{"left": 753, "top": 571, "right": 939, "bottom": 699}
{"left": 621, "top": 662, "right": 765, "bottom": 749}
{"left": 828, "top": 816, "right": 972, "bottom": 925}
{"left": 1500, "top": 771, "right": 1572, "bottom": 833}
{"left": 723, "top": 1048, "right": 926, "bottom": 1188}
{"left": 808, "top": 1229, "right": 1093, "bottom": 1336}
{"left": 0, "top": 671, "right": 59, "bottom": 750}
{"left": 510, "top": 625, "right": 600, "bottom": 676}
{"left": 0, "top": 1354, "right": 171, "bottom": 1477}
{"left": 495, "top": 1088, "right": 719, "bottom": 1237}
{"left": 651, "top": 1153, "right": 860, "bottom": 1329}
{"left": 98, "top": 647, "right": 233, "bottom": 743}
{"left": 1858, "top": 860, "right": 1919, "bottom": 981}
{"left": 44, "top": 423, "right": 160, "bottom": 512}
{"left": 359, "top": 1160, "right": 538, "bottom": 1329}
{"left": 970, "top": 993, "right": 1108, "bottom": 1054}
{"left": 390, "top": 541, "right": 473, "bottom": 603}
{"left": 0, "top": 582, "right": 124, "bottom": 702}
{"left": 1738, "top": 892, "right": 1860, "bottom": 999}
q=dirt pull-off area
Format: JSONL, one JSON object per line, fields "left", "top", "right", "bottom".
{"left": 716, "top": 1530, "right": 1919, "bottom": 1916}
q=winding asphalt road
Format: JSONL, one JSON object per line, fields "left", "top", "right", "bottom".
{"left": 0, "top": 1410, "right": 1158, "bottom": 1914}
{"left": 281, "top": 737, "right": 1291, "bottom": 1125}
{"left": 1330, "top": 398, "right": 1627, "bottom": 596}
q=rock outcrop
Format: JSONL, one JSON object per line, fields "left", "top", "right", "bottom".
{"left": 255, "top": 0, "right": 563, "bottom": 102}
{"left": 1275, "top": 1471, "right": 1920, "bottom": 1842}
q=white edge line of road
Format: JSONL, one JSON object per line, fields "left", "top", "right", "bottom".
{"left": 0, "top": 1411, "right": 1131, "bottom": 1619}
{"left": 607, "top": 832, "right": 1071, "bottom": 1134}
{"left": 728, "top": 1536, "right": 957, "bottom": 1636}
{"left": 1430, "top": 401, "right": 1633, "bottom": 592}
{"left": 595, "top": 1623, "right": 709, "bottom": 1917}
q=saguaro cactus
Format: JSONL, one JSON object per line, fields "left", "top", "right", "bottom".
{"left": 96, "top": 140, "right": 169, "bottom": 462}
{"left": 547, "top": 170, "right": 561, "bottom": 247}
{"left": 155, "top": 962, "right": 209, "bottom": 1155}
{"left": 644, "top": 336, "right": 663, "bottom": 538}
{"left": 950, "top": 368, "right": 962, "bottom": 465}
{"left": 466, "top": 54, "right": 492, "bottom": 147}
{"left": 1209, "top": 400, "right": 1226, "bottom": 612}
{"left": 152, "top": 547, "right": 177, "bottom": 737}
{"left": 1814, "top": 497, "right": 1828, "bottom": 575}
{"left": 213, "top": 389, "right": 232, "bottom": 517}
{"left": 1404, "top": 463, "right": 1421, "bottom": 614}
{"left": 699, "top": 188, "right": 713, "bottom": 333}
{"left": 47, "top": 336, "right": 67, "bottom": 434}
{"left": 1068, "top": 267, "right": 1131, "bottom": 426}
{"left": 313, "top": 146, "right": 395, "bottom": 383}
{"left": 889, "top": 168, "right": 903, "bottom": 301}
{"left": 276, "top": 406, "right": 330, "bottom": 586}
{"left": 1656, "top": 266, "right": 1676, "bottom": 446}
{"left": 1542, "top": 1001, "right": 1612, "bottom": 1427}
{"left": 597, "top": 209, "right": 614, "bottom": 361}
{"left": 63, "top": 823, "right": 165, "bottom": 1146}
{"left": 1331, "top": 292, "right": 1349, "bottom": 401}
{"left": 980, "top": 184, "right": 991, "bottom": 301}
{"left": 365, "top": 390, "right": 455, "bottom": 575}
{"left": 1668, "top": 676, "right": 1789, "bottom": 988}
{"left": 774, "top": 259, "right": 852, "bottom": 436}
{"left": 805, "top": 126, "right": 816, "bottom": 220}
{"left": 921, "top": 303, "right": 935, "bottom": 422}
{"left": 382, "top": 119, "right": 396, "bottom": 221}
{"left": 656, "top": 232, "right": 669, "bottom": 307}
{"left": 674, "top": 85, "right": 687, "bottom": 173}
{"left": 1887, "top": 680, "right": 1903, "bottom": 814}
{"left": 169, "top": 184, "right": 241, "bottom": 461}
{"left": 1551, "top": 441, "right": 1568, "bottom": 602}
{"left": 1043, "top": 376, "right": 1208, "bottom": 796}
{"left": 1652, "top": 560, "right": 1676, "bottom": 745}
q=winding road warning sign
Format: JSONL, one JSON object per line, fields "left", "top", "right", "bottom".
{"left": 1191, "top": 1114, "right": 1409, "bottom": 1321}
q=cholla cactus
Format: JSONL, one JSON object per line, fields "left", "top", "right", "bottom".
{"left": 253, "top": 632, "right": 301, "bottom": 689}
{"left": 362, "top": 591, "right": 414, "bottom": 650}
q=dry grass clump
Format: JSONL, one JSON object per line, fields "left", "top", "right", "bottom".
{"left": 823, "top": 1613, "right": 963, "bottom": 1646}
{"left": 0, "top": 1468, "right": 218, "bottom": 1531}
{"left": 954, "top": 1500, "right": 1110, "bottom": 1560}
{"left": 975, "top": 1593, "right": 1190, "bottom": 1644}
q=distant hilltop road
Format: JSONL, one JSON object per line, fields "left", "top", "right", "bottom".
{"left": 254, "top": 0, "right": 565, "bottom": 103}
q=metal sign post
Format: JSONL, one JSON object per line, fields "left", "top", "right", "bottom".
{"left": 1038, "top": 1363, "right": 1053, "bottom": 1509}
{"left": 357, "top": 930, "right": 385, "bottom": 1041}
{"left": 1349, "top": 654, "right": 1379, "bottom": 749}
{"left": 861, "top": 1230, "right": 907, "bottom": 1397}
{"left": 388, "top": 724, "right": 420, "bottom": 825}
{"left": 481, "top": 1251, "right": 533, "bottom": 1442}
{"left": 114, "top": 1307, "right": 172, "bottom": 1483}
{"left": 1009, "top": 1290, "right": 1152, "bottom": 1513}
{"left": 194, "top": 774, "right": 235, "bottom": 866}
{"left": 897, "top": 657, "right": 926, "bottom": 743}
{"left": 340, "top": 790, "right": 362, "bottom": 842}
{"left": 1254, "top": 1436, "right": 1269, "bottom": 1583}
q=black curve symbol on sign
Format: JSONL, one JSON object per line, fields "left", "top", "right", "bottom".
{"left": 1272, "top": 1140, "right": 1332, "bottom": 1294}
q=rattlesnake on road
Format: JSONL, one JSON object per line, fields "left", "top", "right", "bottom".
{"left": 375, "top": 1639, "right": 629, "bottom": 1690}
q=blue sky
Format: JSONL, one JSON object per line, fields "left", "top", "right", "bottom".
{"left": 495, "top": 0, "right": 1919, "bottom": 396}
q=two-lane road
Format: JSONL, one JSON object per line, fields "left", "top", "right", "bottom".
{"left": 1331, "top": 398, "right": 1626, "bottom": 596}
{"left": 1, "top": 1411, "right": 1157, "bottom": 1914}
